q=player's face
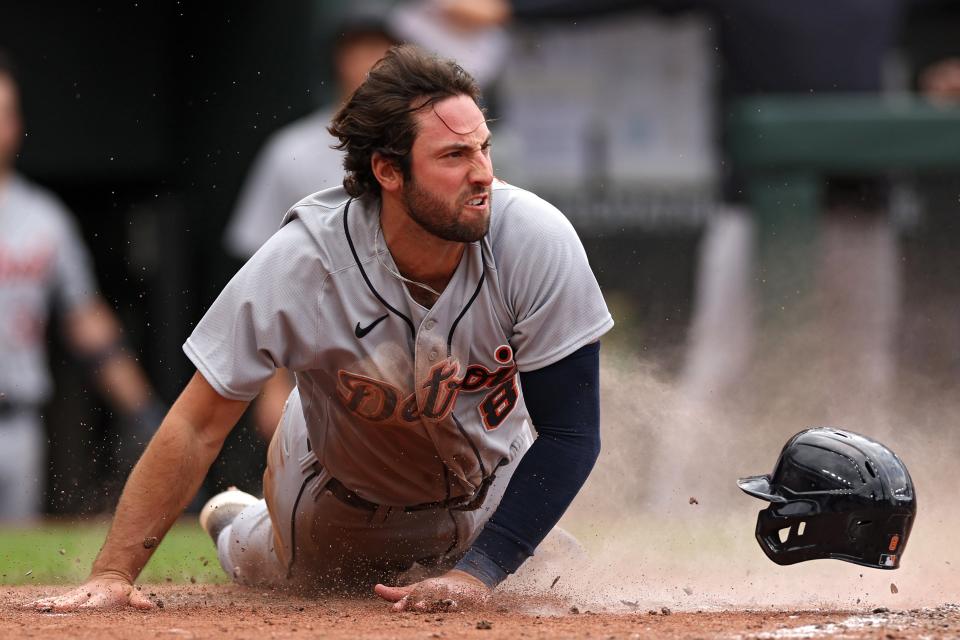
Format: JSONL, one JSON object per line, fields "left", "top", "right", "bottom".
{"left": 0, "top": 74, "right": 22, "bottom": 170}
{"left": 402, "top": 94, "right": 493, "bottom": 243}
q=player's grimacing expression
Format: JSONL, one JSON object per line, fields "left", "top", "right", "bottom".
{"left": 0, "top": 73, "right": 22, "bottom": 170}
{"left": 402, "top": 93, "right": 493, "bottom": 243}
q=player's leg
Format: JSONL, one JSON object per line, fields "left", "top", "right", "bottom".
{"left": 269, "top": 405, "right": 464, "bottom": 589}
{"left": 206, "top": 388, "right": 432, "bottom": 591}
{"left": 206, "top": 388, "right": 304, "bottom": 588}
{"left": 204, "top": 493, "right": 274, "bottom": 584}
{"left": 0, "top": 409, "right": 44, "bottom": 522}
{"left": 210, "top": 403, "right": 573, "bottom": 591}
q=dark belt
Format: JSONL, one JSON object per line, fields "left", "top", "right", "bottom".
{"left": 322, "top": 472, "right": 494, "bottom": 513}
{"left": 0, "top": 399, "right": 32, "bottom": 419}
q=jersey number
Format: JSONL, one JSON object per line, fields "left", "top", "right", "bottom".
{"left": 479, "top": 379, "right": 519, "bottom": 430}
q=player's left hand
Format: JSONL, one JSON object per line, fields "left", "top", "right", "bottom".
{"left": 374, "top": 569, "right": 491, "bottom": 612}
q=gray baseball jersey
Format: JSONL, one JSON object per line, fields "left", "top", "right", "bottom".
{"left": 0, "top": 174, "right": 98, "bottom": 404}
{"left": 224, "top": 107, "right": 344, "bottom": 259}
{"left": 185, "top": 181, "right": 613, "bottom": 506}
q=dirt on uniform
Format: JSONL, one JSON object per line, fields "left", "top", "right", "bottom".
{"left": 4, "top": 585, "right": 959, "bottom": 639}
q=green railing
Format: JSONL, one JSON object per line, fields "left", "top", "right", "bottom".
{"left": 727, "top": 96, "right": 960, "bottom": 319}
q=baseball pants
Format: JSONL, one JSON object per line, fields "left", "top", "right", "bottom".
{"left": 0, "top": 409, "right": 44, "bottom": 522}
{"left": 216, "top": 389, "right": 534, "bottom": 592}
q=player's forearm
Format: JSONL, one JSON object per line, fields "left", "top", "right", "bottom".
{"left": 253, "top": 368, "right": 295, "bottom": 441}
{"left": 66, "top": 297, "right": 157, "bottom": 415}
{"left": 88, "top": 409, "right": 223, "bottom": 582}
{"left": 95, "top": 352, "right": 154, "bottom": 415}
{"left": 87, "top": 373, "right": 247, "bottom": 583}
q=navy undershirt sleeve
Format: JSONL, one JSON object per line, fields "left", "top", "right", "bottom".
{"left": 454, "top": 341, "right": 601, "bottom": 588}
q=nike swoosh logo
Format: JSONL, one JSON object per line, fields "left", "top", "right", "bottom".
{"left": 355, "top": 314, "right": 389, "bottom": 338}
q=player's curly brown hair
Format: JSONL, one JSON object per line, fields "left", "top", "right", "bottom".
{"left": 328, "top": 44, "right": 481, "bottom": 198}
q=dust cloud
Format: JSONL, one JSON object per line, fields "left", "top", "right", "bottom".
{"left": 504, "top": 312, "right": 960, "bottom": 613}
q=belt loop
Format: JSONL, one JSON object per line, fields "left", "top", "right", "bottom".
{"left": 308, "top": 466, "right": 332, "bottom": 501}
{"left": 298, "top": 450, "right": 319, "bottom": 475}
{"left": 369, "top": 503, "right": 392, "bottom": 526}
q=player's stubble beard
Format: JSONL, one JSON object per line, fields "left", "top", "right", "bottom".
{"left": 401, "top": 176, "right": 491, "bottom": 243}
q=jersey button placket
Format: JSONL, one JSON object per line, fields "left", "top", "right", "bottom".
{"left": 422, "top": 318, "right": 439, "bottom": 361}
{"left": 413, "top": 317, "right": 431, "bottom": 390}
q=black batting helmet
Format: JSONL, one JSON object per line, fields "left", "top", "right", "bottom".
{"left": 738, "top": 427, "right": 916, "bottom": 569}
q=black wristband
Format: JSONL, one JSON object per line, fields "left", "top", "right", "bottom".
{"left": 79, "top": 338, "right": 129, "bottom": 372}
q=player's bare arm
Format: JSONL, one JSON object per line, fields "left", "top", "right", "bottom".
{"left": 27, "top": 372, "right": 248, "bottom": 611}
{"left": 252, "top": 368, "right": 295, "bottom": 441}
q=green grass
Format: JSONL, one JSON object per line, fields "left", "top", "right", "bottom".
{"left": 0, "top": 519, "right": 229, "bottom": 585}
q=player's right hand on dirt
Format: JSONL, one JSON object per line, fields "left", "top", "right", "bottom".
{"left": 26, "top": 575, "right": 155, "bottom": 612}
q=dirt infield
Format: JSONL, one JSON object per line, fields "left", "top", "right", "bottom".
{"left": 3, "top": 585, "right": 958, "bottom": 639}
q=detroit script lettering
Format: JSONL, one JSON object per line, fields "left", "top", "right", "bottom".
{"left": 336, "top": 345, "right": 519, "bottom": 430}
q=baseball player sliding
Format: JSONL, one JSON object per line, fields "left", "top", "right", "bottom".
{"left": 29, "top": 45, "right": 612, "bottom": 612}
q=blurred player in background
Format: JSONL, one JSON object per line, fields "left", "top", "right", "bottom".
{"left": 0, "top": 52, "right": 162, "bottom": 521}
{"left": 223, "top": 11, "right": 400, "bottom": 262}
{"left": 222, "top": 10, "right": 400, "bottom": 441}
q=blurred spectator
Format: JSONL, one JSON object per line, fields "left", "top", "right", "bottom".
{"left": 0, "top": 52, "right": 162, "bottom": 521}
{"left": 919, "top": 58, "right": 960, "bottom": 103}
{"left": 388, "top": 0, "right": 511, "bottom": 91}
{"left": 224, "top": 12, "right": 399, "bottom": 260}
{"left": 222, "top": 9, "right": 399, "bottom": 440}
{"left": 907, "top": 0, "right": 960, "bottom": 104}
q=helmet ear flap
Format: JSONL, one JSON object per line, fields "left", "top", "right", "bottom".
{"left": 755, "top": 504, "right": 820, "bottom": 565}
